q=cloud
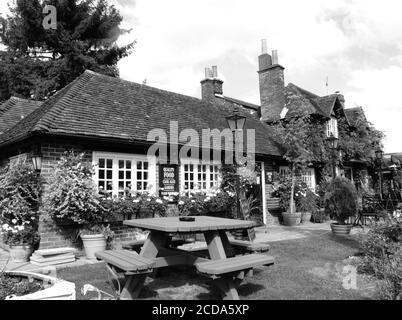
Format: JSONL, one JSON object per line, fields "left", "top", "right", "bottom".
{"left": 346, "top": 65, "right": 402, "bottom": 153}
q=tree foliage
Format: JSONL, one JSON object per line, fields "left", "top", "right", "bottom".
{"left": 0, "top": 0, "right": 134, "bottom": 101}
{"left": 338, "top": 115, "right": 384, "bottom": 162}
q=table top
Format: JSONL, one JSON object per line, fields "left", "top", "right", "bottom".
{"left": 123, "top": 216, "right": 256, "bottom": 233}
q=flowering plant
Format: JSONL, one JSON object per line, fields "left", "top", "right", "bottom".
{"left": 178, "top": 188, "right": 235, "bottom": 217}
{"left": 298, "top": 189, "right": 319, "bottom": 213}
{"left": 272, "top": 176, "right": 309, "bottom": 212}
{"left": 0, "top": 161, "right": 40, "bottom": 246}
{"left": 2, "top": 221, "right": 40, "bottom": 246}
{"left": 44, "top": 151, "right": 111, "bottom": 226}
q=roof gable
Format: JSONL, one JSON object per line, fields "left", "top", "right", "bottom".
{"left": 281, "top": 83, "right": 343, "bottom": 120}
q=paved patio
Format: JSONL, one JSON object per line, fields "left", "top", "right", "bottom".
{"left": 0, "top": 222, "right": 367, "bottom": 274}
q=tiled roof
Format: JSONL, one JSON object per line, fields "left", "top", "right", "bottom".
{"left": 0, "top": 97, "right": 42, "bottom": 135}
{"left": 282, "top": 83, "right": 339, "bottom": 120}
{"left": 216, "top": 95, "right": 260, "bottom": 111}
{"left": 0, "top": 70, "right": 283, "bottom": 157}
{"left": 344, "top": 107, "right": 367, "bottom": 127}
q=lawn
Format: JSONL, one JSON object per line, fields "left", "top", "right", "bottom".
{"left": 57, "top": 232, "right": 378, "bottom": 300}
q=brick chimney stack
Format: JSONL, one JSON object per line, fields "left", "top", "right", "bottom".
{"left": 201, "top": 65, "right": 223, "bottom": 103}
{"left": 258, "top": 40, "right": 285, "bottom": 122}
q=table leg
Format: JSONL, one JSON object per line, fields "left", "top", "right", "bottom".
{"left": 120, "top": 231, "right": 170, "bottom": 300}
{"left": 204, "top": 231, "right": 240, "bottom": 300}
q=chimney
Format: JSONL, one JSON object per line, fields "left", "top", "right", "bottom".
{"left": 258, "top": 40, "right": 285, "bottom": 122}
{"left": 201, "top": 65, "right": 223, "bottom": 103}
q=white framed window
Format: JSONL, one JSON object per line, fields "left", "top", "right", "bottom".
{"left": 180, "top": 159, "right": 221, "bottom": 192}
{"left": 93, "top": 152, "right": 156, "bottom": 197}
{"left": 326, "top": 117, "right": 338, "bottom": 138}
{"left": 301, "top": 168, "right": 316, "bottom": 192}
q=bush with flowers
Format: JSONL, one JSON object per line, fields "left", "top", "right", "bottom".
{"left": 100, "top": 187, "right": 169, "bottom": 220}
{"left": 271, "top": 175, "right": 310, "bottom": 213}
{"left": 177, "top": 187, "right": 235, "bottom": 217}
{"left": 0, "top": 161, "right": 40, "bottom": 246}
{"left": 43, "top": 151, "right": 114, "bottom": 242}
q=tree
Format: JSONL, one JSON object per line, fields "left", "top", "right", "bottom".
{"left": 271, "top": 112, "right": 385, "bottom": 213}
{"left": 271, "top": 116, "right": 325, "bottom": 214}
{"left": 0, "top": 0, "right": 134, "bottom": 101}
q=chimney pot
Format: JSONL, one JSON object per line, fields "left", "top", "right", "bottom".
{"left": 261, "top": 39, "right": 268, "bottom": 54}
{"left": 272, "top": 50, "right": 279, "bottom": 65}
{"left": 212, "top": 66, "right": 218, "bottom": 78}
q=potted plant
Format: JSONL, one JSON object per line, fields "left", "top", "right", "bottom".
{"left": 272, "top": 176, "right": 308, "bottom": 226}
{"left": 1, "top": 222, "right": 40, "bottom": 263}
{"left": 0, "top": 161, "right": 41, "bottom": 262}
{"left": 324, "top": 177, "right": 358, "bottom": 235}
{"left": 298, "top": 189, "right": 318, "bottom": 223}
{"left": 79, "top": 224, "right": 114, "bottom": 260}
{"left": 44, "top": 151, "right": 114, "bottom": 259}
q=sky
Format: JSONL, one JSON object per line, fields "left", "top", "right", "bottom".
{"left": 1, "top": 0, "right": 401, "bottom": 153}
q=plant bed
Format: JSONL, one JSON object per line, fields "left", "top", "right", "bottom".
{"left": 1, "top": 271, "right": 75, "bottom": 300}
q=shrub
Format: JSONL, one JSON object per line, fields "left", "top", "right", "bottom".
{"left": 178, "top": 188, "right": 235, "bottom": 217}
{"left": 298, "top": 189, "right": 319, "bottom": 213}
{"left": 359, "top": 214, "right": 402, "bottom": 299}
{"left": 323, "top": 177, "right": 358, "bottom": 224}
{"left": 0, "top": 161, "right": 40, "bottom": 246}
{"left": 44, "top": 151, "right": 109, "bottom": 226}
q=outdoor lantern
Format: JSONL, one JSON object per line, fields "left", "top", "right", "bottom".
{"left": 225, "top": 105, "right": 246, "bottom": 132}
{"left": 375, "top": 149, "right": 384, "bottom": 160}
{"left": 31, "top": 146, "right": 43, "bottom": 172}
{"left": 327, "top": 133, "right": 339, "bottom": 150}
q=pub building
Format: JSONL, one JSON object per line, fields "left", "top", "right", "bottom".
{"left": 0, "top": 44, "right": 363, "bottom": 249}
{"left": 0, "top": 65, "right": 285, "bottom": 249}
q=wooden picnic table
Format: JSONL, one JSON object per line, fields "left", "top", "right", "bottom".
{"left": 100, "top": 216, "right": 273, "bottom": 300}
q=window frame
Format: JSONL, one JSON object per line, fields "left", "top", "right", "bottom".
{"left": 93, "top": 152, "right": 157, "bottom": 197}
{"left": 326, "top": 117, "right": 338, "bottom": 138}
{"left": 180, "top": 158, "right": 221, "bottom": 193}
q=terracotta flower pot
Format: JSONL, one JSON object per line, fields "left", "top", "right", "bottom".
{"left": 282, "top": 212, "right": 301, "bottom": 226}
{"left": 81, "top": 234, "right": 106, "bottom": 259}
{"left": 9, "top": 244, "right": 33, "bottom": 263}
{"left": 330, "top": 223, "right": 353, "bottom": 235}
{"left": 301, "top": 212, "right": 312, "bottom": 223}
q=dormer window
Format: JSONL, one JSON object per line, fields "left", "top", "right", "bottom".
{"left": 326, "top": 117, "right": 338, "bottom": 138}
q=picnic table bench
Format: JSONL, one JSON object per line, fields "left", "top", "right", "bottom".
{"left": 123, "top": 237, "right": 270, "bottom": 255}
{"left": 195, "top": 253, "right": 274, "bottom": 300}
{"left": 96, "top": 216, "right": 275, "bottom": 300}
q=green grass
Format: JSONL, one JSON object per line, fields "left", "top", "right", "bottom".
{"left": 57, "top": 233, "right": 377, "bottom": 300}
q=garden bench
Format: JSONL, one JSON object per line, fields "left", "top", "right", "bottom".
{"left": 196, "top": 253, "right": 274, "bottom": 299}
{"left": 95, "top": 250, "right": 155, "bottom": 274}
{"left": 95, "top": 250, "right": 156, "bottom": 300}
{"left": 229, "top": 239, "right": 270, "bottom": 254}
{"left": 357, "top": 195, "right": 387, "bottom": 225}
{"left": 196, "top": 253, "right": 274, "bottom": 276}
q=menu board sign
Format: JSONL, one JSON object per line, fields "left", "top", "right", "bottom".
{"left": 159, "top": 164, "right": 179, "bottom": 198}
